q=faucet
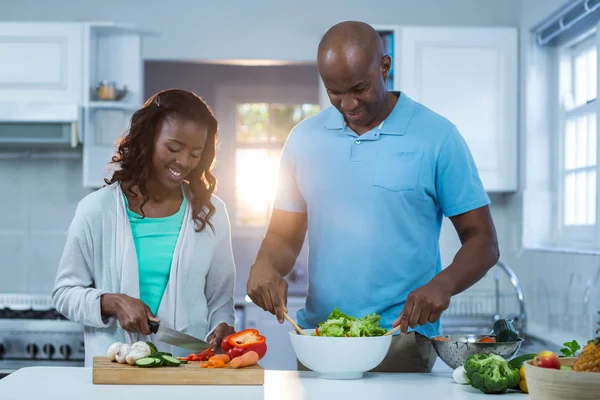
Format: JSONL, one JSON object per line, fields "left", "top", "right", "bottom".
{"left": 582, "top": 266, "right": 600, "bottom": 336}
{"left": 495, "top": 260, "right": 527, "bottom": 333}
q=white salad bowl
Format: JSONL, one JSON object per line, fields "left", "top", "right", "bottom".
{"left": 288, "top": 329, "right": 393, "bottom": 380}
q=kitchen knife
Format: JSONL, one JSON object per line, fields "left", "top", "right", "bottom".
{"left": 149, "top": 321, "right": 211, "bottom": 352}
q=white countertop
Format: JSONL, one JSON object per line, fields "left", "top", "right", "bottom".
{"left": 0, "top": 359, "right": 528, "bottom": 400}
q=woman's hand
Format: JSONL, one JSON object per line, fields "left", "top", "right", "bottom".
{"left": 101, "top": 293, "right": 159, "bottom": 335}
{"left": 207, "top": 322, "right": 236, "bottom": 349}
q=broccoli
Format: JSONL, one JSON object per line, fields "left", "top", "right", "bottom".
{"left": 464, "top": 353, "right": 521, "bottom": 394}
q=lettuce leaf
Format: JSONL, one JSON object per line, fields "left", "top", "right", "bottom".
{"left": 313, "top": 307, "right": 388, "bottom": 337}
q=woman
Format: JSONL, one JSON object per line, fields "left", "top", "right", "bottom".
{"left": 52, "top": 89, "right": 236, "bottom": 367}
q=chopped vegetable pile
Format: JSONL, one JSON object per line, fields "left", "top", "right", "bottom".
{"left": 313, "top": 307, "right": 388, "bottom": 337}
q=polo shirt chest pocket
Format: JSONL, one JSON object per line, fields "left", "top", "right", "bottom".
{"left": 373, "top": 151, "right": 423, "bottom": 191}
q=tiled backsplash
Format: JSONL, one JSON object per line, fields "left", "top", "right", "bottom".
{"left": 508, "top": 249, "right": 600, "bottom": 343}
{"left": 0, "top": 156, "right": 93, "bottom": 294}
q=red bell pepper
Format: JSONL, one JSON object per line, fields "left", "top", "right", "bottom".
{"left": 178, "top": 347, "right": 215, "bottom": 362}
{"left": 221, "top": 329, "right": 267, "bottom": 360}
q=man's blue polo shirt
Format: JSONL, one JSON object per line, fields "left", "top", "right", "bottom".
{"left": 273, "top": 92, "right": 490, "bottom": 338}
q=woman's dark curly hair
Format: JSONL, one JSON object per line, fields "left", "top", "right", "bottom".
{"left": 105, "top": 88, "right": 219, "bottom": 233}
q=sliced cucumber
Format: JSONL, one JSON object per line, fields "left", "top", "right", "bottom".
{"left": 135, "top": 357, "right": 158, "bottom": 368}
{"left": 179, "top": 360, "right": 188, "bottom": 364}
{"left": 161, "top": 355, "right": 182, "bottom": 367}
{"left": 155, "top": 352, "right": 173, "bottom": 357}
{"left": 152, "top": 357, "right": 164, "bottom": 367}
{"left": 146, "top": 342, "right": 158, "bottom": 356}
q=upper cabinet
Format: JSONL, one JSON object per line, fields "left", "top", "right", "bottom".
{"left": 318, "top": 26, "right": 518, "bottom": 193}
{"left": 0, "top": 22, "right": 143, "bottom": 189}
{"left": 82, "top": 23, "right": 143, "bottom": 188}
{"left": 0, "top": 23, "right": 84, "bottom": 104}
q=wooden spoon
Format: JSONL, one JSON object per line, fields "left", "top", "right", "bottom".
{"left": 383, "top": 325, "right": 402, "bottom": 336}
{"left": 282, "top": 307, "right": 308, "bottom": 336}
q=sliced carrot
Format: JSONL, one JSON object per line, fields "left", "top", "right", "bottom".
{"left": 230, "top": 351, "right": 259, "bottom": 369}
{"left": 208, "top": 354, "right": 230, "bottom": 364}
{"left": 208, "top": 359, "right": 227, "bottom": 368}
{"left": 478, "top": 336, "right": 496, "bottom": 343}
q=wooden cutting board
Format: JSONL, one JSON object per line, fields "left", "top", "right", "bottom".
{"left": 92, "top": 356, "right": 264, "bottom": 385}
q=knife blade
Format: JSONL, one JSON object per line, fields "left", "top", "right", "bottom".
{"left": 149, "top": 321, "right": 211, "bottom": 352}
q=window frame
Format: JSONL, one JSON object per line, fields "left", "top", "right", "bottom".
{"left": 556, "top": 28, "right": 600, "bottom": 249}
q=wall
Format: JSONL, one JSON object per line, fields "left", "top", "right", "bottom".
{"left": 0, "top": 154, "right": 93, "bottom": 294}
{"left": 508, "top": 0, "right": 600, "bottom": 344}
{"left": 0, "top": 0, "right": 520, "bottom": 62}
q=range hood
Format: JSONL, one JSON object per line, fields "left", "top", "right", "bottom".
{"left": 0, "top": 102, "right": 80, "bottom": 147}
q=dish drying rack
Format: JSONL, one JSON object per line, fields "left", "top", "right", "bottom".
{"left": 440, "top": 260, "right": 527, "bottom": 336}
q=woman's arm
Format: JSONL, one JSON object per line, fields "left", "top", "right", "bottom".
{"left": 51, "top": 204, "right": 112, "bottom": 328}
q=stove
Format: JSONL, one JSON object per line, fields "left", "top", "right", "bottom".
{"left": 0, "top": 294, "right": 84, "bottom": 377}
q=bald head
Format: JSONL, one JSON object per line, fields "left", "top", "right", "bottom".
{"left": 318, "top": 21, "right": 385, "bottom": 66}
{"left": 317, "top": 21, "right": 393, "bottom": 130}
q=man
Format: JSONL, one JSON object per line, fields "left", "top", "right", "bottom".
{"left": 246, "top": 21, "right": 499, "bottom": 372}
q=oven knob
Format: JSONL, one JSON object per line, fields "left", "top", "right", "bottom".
{"left": 26, "top": 343, "right": 39, "bottom": 358}
{"left": 43, "top": 343, "right": 55, "bottom": 358}
{"left": 59, "top": 344, "right": 72, "bottom": 359}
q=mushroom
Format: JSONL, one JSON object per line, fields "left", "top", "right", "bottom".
{"left": 115, "top": 344, "right": 131, "bottom": 364}
{"left": 107, "top": 342, "right": 123, "bottom": 362}
{"left": 126, "top": 349, "right": 148, "bottom": 365}
{"left": 131, "top": 341, "right": 151, "bottom": 355}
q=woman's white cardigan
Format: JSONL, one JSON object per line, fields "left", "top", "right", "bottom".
{"left": 51, "top": 182, "right": 236, "bottom": 366}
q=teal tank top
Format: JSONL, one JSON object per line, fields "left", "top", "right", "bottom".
{"left": 123, "top": 192, "right": 187, "bottom": 315}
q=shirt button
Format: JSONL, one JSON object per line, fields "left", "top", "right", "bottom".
{"left": 355, "top": 140, "right": 361, "bottom": 144}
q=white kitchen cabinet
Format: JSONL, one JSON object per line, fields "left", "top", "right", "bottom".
{"left": 244, "top": 297, "right": 305, "bottom": 370}
{"left": 0, "top": 22, "right": 143, "bottom": 188}
{"left": 397, "top": 27, "right": 518, "bottom": 192}
{"left": 318, "top": 26, "right": 518, "bottom": 192}
{"left": 0, "top": 23, "right": 83, "bottom": 104}
{"left": 81, "top": 23, "right": 143, "bottom": 188}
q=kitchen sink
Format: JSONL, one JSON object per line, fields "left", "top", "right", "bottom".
{"left": 515, "top": 333, "right": 563, "bottom": 356}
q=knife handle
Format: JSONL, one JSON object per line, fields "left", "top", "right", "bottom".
{"left": 149, "top": 321, "right": 159, "bottom": 334}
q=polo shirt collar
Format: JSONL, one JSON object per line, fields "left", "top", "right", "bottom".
{"left": 324, "top": 91, "right": 415, "bottom": 136}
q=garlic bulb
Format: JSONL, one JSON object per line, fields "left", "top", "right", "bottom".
{"left": 453, "top": 365, "right": 469, "bottom": 385}
{"left": 107, "top": 342, "right": 123, "bottom": 362}
{"left": 115, "top": 344, "right": 131, "bottom": 364}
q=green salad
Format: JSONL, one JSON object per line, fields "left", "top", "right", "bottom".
{"left": 313, "top": 307, "right": 388, "bottom": 337}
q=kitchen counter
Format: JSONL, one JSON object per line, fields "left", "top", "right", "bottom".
{"left": 0, "top": 359, "right": 527, "bottom": 400}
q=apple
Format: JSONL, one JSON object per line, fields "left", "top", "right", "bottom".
{"left": 532, "top": 350, "right": 561, "bottom": 369}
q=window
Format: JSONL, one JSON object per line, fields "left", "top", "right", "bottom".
{"left": 235, "top": 103, "right": 319, "bottom": 227}
{"left": 558, "top": 32, "right": 599, "bottom": 247}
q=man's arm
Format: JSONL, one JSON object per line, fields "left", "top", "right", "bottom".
{"left": 436, "top": 205, "right": 499, "bottom": 296}
{"left": 246, "top": 209, "right": 307, "bottom": 323}
{"left": 394, "top": 205, "right": 499, "bottom": 333}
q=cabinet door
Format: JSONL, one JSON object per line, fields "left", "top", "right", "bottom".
{"left": 397, "top": 27, "right": 518, "bottom": 192}
{"left": 0, "top": 23, "right": 83, "bottom": 103}
{"left": 244, "top": 300, "right": 304, "bottom": 370}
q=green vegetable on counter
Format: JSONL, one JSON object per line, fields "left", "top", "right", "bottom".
{"left": 493, "top": 319, "right": 520, "bottom": 342}
{"left": 313, "top": 307, "right": 388, "bottom": 337}
{"left": 508, "top": 353, "right": 536, "bottom": 369}
{"left": 464, "top": 353, "right": 521, "bottom": 394}
{"left": 560, "top": 340, "right": 581, "bottom": 357}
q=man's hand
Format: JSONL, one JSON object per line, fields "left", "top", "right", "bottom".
{"left": 207, "top": 322, "right": 236, "bottom": 349}
{"left": 101, "top": 293, "right": 159, "bottom": 336}
{"left": 392, "top": 280, "right": 451, "bottom": 335}
{"left": 246, "top": 262, "right": 289, "bottom": 324}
